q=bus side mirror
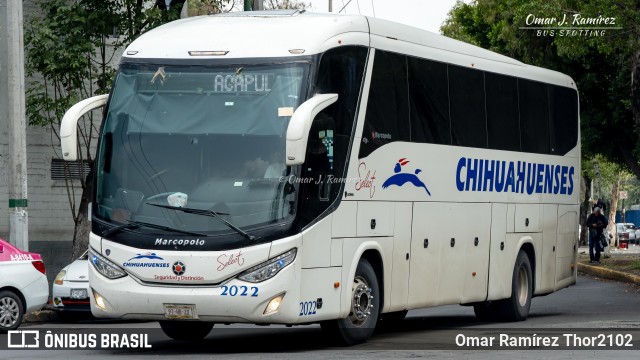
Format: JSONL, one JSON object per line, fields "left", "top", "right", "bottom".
{"left": 286, "top": 93, "right": 338, "bottom": 166}
{"left": 60, "top": 94, "right": 109, "bottom": 161}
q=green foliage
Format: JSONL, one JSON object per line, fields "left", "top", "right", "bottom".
{"left": 187, "top": 0, "right": 234, "bottom": 15}
{"left": 263, "top": 0, "right": 310, "bottom": 10}
{"left": 441, "top": 0, "right": 640, "bottom": 178}
{"left": 24, "top": 0, "right": 181, "bottom": 250}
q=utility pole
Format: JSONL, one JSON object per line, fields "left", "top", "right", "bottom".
{"left": 329, "top": 0, "right": 333, "bottom": 12}
{"left": 6, "top": 0, "right": 29, "bottom": 251}
{"left": 253, "top": 0, "right": 264, "bottom": 11}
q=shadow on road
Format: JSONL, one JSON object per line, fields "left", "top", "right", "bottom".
{"left": 108, "top": 314, "right": 495, "bottom": 354}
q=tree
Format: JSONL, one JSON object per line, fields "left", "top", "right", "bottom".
{"left": 24, "top": 0, "right": 188, "bottom": 258}
{"left": 441, "top": 0, "right": 640, "bottom": 178}
{"left": 263, "top": 0, "right": 310, "bottom": 10}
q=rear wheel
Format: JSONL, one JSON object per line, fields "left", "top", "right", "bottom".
{"left": 0, "top": 290, "right": 24, "bottom": 333}
{"left": 321, "top": 258, "right": 380, "bottom": 346}
{"left": 159, "top": 321, "right": 214, "bottom": 341}
{"left": 495, "top": 250, "right": 533, "bottom": 321}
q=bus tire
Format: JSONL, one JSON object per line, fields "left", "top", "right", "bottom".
{"left": 496, "top": 250, "right": 533, "bottom": 322}
{"left": 0, "top": 290, "right": 24, "bottom": 333}
{"left": 473, "top": 302, "right": 497, "bottom": 322}
{"left": 321, "top": 258, "right": 380, "bottom": 346}
{"left": 159, "top": 321, "right": 214, "bottom": 341}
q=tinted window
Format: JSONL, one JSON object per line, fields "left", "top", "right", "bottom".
{"left": 359, "top": 50, "right": 410, "bottom": 158}
{"left": 408, "top": 57, "right": 450, "bottom": 144}
{"left": 448, "top": 65, "right": 487, "bottom": 148}
{"left": 485, "top": 72, "right": 520, "bottom": 151}
{"left": 519, "top": 79, "right": 550, "bottom": 154}
{"left": 300, "top": 46, "right": 368, "bottom": 226}
{"left": 549, "top": 85, "right": 578, "bottom": 155}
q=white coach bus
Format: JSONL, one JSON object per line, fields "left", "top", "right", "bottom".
{"left": 60, "top": 10, "right": 580, "bottom": 345}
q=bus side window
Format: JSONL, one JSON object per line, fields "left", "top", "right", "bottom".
{"left": 519, "top": 79, "right": 550, "bottom": 154}
{"left": 358, "top": 50, "right": 410, "bottom": 159}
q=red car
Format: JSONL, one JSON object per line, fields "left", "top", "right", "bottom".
{"left": 0, "top": 239, "right": 49, "bottom": 332}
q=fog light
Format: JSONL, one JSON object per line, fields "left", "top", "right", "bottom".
{"left": 92, "top": 289, "right": 107, "bottom": 310}
{"left": 264, "top": 293, "right": 285, "bottom": 315}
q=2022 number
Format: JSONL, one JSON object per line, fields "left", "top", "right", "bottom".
{"left": 299, "top": 301, "right": 317, "bottom": 316}
{"left": 221, "top": 285, "right": 258, "bottom": 297}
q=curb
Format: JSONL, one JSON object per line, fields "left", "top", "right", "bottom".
{"left": 578, "top": 262, "right": 640, "bottom": 285}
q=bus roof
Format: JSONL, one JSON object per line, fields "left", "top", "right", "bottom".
{"left": 124, "top": 11, "right": 575, "bottom": 89}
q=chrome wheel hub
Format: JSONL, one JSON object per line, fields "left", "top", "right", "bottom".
{"left": 517, "top": 266, "right": 529, "bottom": 307}
{"left": 350, "top": 276, "right": 374, "bottom": 325}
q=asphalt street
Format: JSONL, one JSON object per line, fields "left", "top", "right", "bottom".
{"left": 2, "top": 274, "right": 640, "bottom": 359}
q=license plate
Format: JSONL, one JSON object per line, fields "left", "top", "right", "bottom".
{"left": 70, "top": 288, "right": 88, "bottom": 299}
{"left": 163, "top": 304, "right": 197, "bottom": 320}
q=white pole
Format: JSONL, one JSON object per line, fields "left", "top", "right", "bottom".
{"left": 6, "top": 0, "right": 29, "bottom": 251}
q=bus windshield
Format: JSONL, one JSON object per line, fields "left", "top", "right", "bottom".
{"left": 94, "top": 61, "right": 309, "bottom": 238}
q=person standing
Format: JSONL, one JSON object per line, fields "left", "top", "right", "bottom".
{"left": 586, "top": 207, "right": 608, "bottom": 263}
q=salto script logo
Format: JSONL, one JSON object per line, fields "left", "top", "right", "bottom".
{"left": 355, "top": 162, "right": 376, "bottom": 198}
{"left": 7, "top": 330, "right": 40, "bottom": 348}
{"left": 217, "top": 251, "right": 245, "bottom": 272}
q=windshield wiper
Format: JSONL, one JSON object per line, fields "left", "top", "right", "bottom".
{"left": 101, "top": 220, "right": 205, "bottom": 238}
{"left": 147, "top": 203, "right": 258, "bottom": 241}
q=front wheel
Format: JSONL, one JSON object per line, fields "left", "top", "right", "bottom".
{"left": 0, "top": 290, "right": 24, "bottom": 333}
{"left": 321, "top": 258, "right": 380, "bottom": 346}
{"left": 159, "top": 321, "right": 214, "bottom": 341}
{"left": 495, "top": 250, "right": 533, "bottom": 321}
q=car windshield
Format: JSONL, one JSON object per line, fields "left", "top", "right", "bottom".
{"left": 95, "top": 61, "right": 308, "bottom": 236}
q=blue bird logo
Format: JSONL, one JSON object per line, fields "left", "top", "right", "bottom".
{"left": 381, "top": 158, "right": 431, "bottom": 196}
{"left": 127, "top": 252, "right": 164, "bottom": 261}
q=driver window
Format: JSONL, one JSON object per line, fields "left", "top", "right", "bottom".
{"left": 298, "top": 46, "right": 368, "bottom": 226}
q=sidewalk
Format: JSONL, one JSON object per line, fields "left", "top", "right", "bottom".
{"left": 577, "top": 243, "right": 640, "bottom": 286}
{"left": 578, "top": 243, "right": 640, "bottom": 256}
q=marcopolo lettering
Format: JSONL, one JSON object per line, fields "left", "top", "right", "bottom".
{"left": 456, "top": 157, "right": 575, "bottom": 195}
{"left": 154, "top": 238, "right": 206, "bottom": 246}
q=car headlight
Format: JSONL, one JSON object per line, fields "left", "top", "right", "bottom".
{"left": 237, "top": 248, "right": 296, "bottom": 283}
{"left": 54, "top": 269, "right": 67, "bottom": 285}
{"left": 89, "top": 248, "right": 126, "bottom": 279}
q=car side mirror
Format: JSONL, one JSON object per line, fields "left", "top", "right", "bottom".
{"left": 285, "top": 93, "right": 338, "bottom": 166}
{"left": 60, "top": 94, "right": 109, "bottom": 161}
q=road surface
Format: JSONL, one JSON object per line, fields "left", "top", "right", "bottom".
{"left": 2, "top": 274, "right": 639, "bottom": 359}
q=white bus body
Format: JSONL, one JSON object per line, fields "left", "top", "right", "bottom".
{"left": 61, "top": 11, "right": 579, "bottom": 345}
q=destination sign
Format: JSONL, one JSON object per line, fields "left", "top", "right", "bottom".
{"left": 213, "top": 73, "right": 274, "bottom": 93}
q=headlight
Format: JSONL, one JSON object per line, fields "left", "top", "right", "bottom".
{"left": 54, "top": 270, "right": 67, "bottom": 285}
{"left": 237, "top": 248, "right": 296, "bottom": 283}
{"left": 89, "top": 248, "right": 126, "bottom": 279}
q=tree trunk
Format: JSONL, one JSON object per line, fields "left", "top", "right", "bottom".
{"left": 579, "top": 174, "right": 592, "bottom": 246}
{"left": 627, "top": 49, "right": 640, "bottom": 179}
{"left": 606, "top": 177, "right": 620, "bottom": 248}
{"left": 72, "top": 171, "right": 93, "bottom": 259}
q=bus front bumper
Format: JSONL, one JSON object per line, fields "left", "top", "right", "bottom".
{"left": 88, "top": 261, "right": 301, "bottom": 324}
